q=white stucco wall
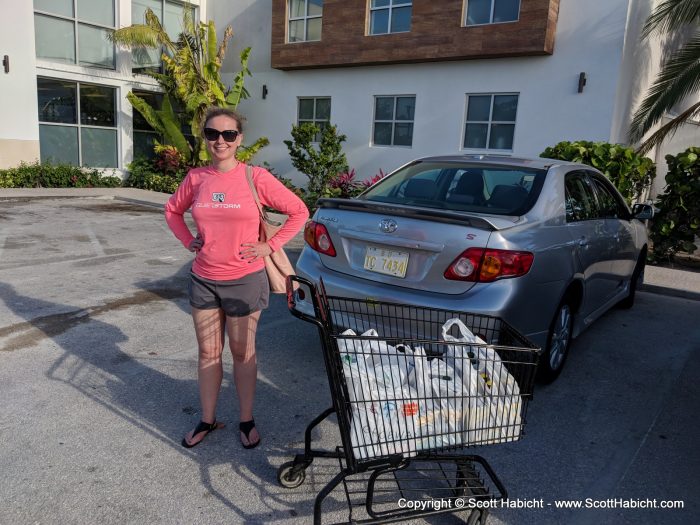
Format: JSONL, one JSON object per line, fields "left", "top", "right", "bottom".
{"left": 0, "top": 0, "right": 40, "bottom": 163}
{"left": 214, "top": 0, "right": 633, "bottom": 185}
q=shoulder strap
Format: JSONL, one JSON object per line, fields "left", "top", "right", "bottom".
{"left": 245, "top": 164, "right": 266, "bottom": 221}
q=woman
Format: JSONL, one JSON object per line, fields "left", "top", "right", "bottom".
{"left": 165, "top": 107, "right": 309, "bottom": 449}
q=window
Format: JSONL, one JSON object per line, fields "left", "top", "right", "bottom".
{"left": 34, "top": 0, "right": 115, "bottom": 69}
{"left": 132, "top": 0, "right": 197, "bottom": 73}
{"left": 37, "top": 78, "right": 118, "bottom": 168}
{"left": 565, "top": 172, "right": 598, "bottom": 222}
{"left": 369, "top": 0, "right": 412, "bottom": 35}
{"left": 298, "top": 97, "right": 331, "bottom": 142}
{"left": 373, "top": 96, "right": 415, "bottom": 147}
{"left": 463, "top": 93, "right": 518, "bottom": 151}
{"left": 132, "top": 91, "right": 164, "bottom": 160}
{"left": 360, "top": 161, "right": 545, "bottom": 215}
{"left": 589, "top": 175, "right": 630, "bottom": 219}
{"left": 288, "top": 0, "right": 323, "bottom": 42}
{"left": 465, "top": 0, "right": 520, "bottom": 26}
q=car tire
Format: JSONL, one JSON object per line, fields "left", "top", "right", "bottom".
{"left": 617, "top": 253, "right": 645, "bottom": 310}
{"left": 537, "top": 299, "right": 574, "bottom": 383}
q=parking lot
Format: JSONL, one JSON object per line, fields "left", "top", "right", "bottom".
{"left": 0, "top": 194, "right": 698, "bottom": 524}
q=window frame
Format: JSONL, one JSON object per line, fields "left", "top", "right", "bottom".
{"left": 464, "top": 0, "right": 521, "bottom": 27}
{"left": 297, "top": 96, "right": 331, "bottom": 143}
{"left": 287, "top": 0, "right": 323, "bottom": 43}
{"left": 34, "top": 0, "right": 116, "bottom": 70}
{"left": 37, "top": 77, "right": 119, "bottom": 168}
{"left": 371, "top": 94, "right": 416, "bottom": 148}
{"left": 368, "top": 0, "right": 413, "bottom": 36}
{"left": 462, "top": 92, "right": 518, "bottom": 152}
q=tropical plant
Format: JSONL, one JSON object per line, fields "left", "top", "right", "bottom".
{"left": 649, "top": 147, "right": 700, "bottom": 261}
{"left": 124, "top": 151, "right": 188, "bottom": 194}
{"left": 284, "top": 122, "right": 349, "bottom": 210}
{"left": 325, "top": 169, "right": 362, "bottom": 198}
{"left": 110, "top": 6, "right": 268, "bottom": 165}
{"left": 541, "top": 141, "right": 656, "bottom": 203}
{"left": 629, "top": 0, "right": 700, "bottom": 153}
{"left": 362, "top": 168, "right": 389, "bottom": 188}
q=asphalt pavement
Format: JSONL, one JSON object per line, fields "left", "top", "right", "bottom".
{"left": 0, "top": 188, "right": 698, "bottom": 525}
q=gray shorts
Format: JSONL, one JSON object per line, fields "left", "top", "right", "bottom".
{"left": 189, "top": 270, "right": 270, "bottom": 317}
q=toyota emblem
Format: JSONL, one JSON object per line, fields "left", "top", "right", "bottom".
{"left": 379, "top": 219, "right": 398, "bottom": 233}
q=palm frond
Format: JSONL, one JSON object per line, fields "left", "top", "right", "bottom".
{"left": 236, "top": 137, "right": 271, "bottom": 163}
{"left": 206, "top": 21, "right": 218, "bottom": 67}
{"left": 144, "top": 8, "right": 176, "bottom": 54}
{"left": 160, "top": 116, "right": 191, "bottom": 158}
{"left": 629, "top": 33, "right": 700, "bottom": 143}
{"left": 642, "top": 0, "right": 700, "bottom": 39}
{"left": 637, "top": 100, "right": 700, "bottom": 154}
{"left": 226, "top": 47, "right": 252, "bottom": 108}
{"left": 109, "top": 25, "right": 160, "bottom": 48}
{"left": 127, "top": 92, "right": 164, "bottom": 134}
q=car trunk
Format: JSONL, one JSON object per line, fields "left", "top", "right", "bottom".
{"left": 312, "top": 199, "right": 500, "bottom": 295}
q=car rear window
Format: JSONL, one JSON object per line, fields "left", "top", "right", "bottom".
{"left": 358, "top": 161, "right": 547, "bottom": 215}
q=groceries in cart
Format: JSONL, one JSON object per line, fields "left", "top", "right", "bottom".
{"left": 338, "top": 319, "right": 523, "bottom": 460}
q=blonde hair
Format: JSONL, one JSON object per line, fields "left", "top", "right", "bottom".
{"left": 202, "top": 107, "right": 245, "bottom": 133}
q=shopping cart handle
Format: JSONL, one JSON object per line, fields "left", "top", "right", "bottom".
{"left": 286, "top": 275, "right": 324, "bottom": 328}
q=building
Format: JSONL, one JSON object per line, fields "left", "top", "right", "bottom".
{"left": 217, "top": 0, "right": 699, "bottom": 198}
{"left": 0, "top": 0, "right": 202, "bottom": 174}
{"left": 1, "top": 0, "right": 698, "bottom": 199}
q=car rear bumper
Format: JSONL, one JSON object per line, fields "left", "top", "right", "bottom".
{"left": 296, "top": 248, "right": 553, "bottom": 349}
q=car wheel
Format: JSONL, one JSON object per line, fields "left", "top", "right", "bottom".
{"left": 537, "top": 300, "right": 573, "bottom": 383}
{"left": 617, "top": 254, "right": 645, "bottom": 309}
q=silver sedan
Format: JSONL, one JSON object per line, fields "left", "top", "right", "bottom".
{"left": 295, "top": 155, "right": 653, "bottom": 382}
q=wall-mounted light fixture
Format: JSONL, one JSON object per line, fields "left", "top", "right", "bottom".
{"left": 262, "top": 84, "right": 268, "bottom": 99}
{"left": 3, "top": 55, "right": 9, "bottom": 74}
{"left": 578, "top": 72, "right": 587, "bottom": 93}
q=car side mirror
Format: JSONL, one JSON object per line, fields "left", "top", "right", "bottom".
{"left": 632, "top": 203, "right": 654, "bottom": 220}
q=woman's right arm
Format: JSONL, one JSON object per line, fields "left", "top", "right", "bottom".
{"left": 164, "top": 173, "right": 197, "bottom": 250}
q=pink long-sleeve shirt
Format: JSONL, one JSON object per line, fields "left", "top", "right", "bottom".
{"left": 164, "top": 163, "right": 309, "bottom": 281}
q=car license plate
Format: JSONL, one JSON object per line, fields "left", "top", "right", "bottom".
{"left": 363, "top": 246, "right": 409, "bottom": 278}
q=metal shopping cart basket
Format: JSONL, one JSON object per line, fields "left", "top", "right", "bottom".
{"left": 278, "top": 276, "right": 540, "bottom": 524}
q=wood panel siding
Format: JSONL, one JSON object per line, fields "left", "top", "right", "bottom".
{"left": 271, "top": 0, "right": 560, "bottom": 70}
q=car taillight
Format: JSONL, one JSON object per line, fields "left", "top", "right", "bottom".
{"left": 304, "top": 221, "right": 337, "bottom": 257}
{"left": 445, "top": 247, "right": 533, "bottom": 282}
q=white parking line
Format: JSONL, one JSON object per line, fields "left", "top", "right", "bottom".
{"left": 85, "top": 225, "right": 106, "bottom": 257}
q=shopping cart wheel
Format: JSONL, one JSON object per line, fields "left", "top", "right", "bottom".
{"left": 277, "top": 461, "right": 306, "bottom": 489}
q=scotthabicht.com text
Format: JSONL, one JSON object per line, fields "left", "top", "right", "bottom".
{"left": 397, "top": 497, "right": 685, "bottom": 512}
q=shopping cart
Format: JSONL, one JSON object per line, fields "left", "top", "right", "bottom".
{"left": 278, "top": 276, "right": 540, "bottom": 524}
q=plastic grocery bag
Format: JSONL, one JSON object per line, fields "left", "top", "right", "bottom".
{"left": 339, "top": 330, "right": 380, "bottom": 404}
{"left": 349, "top": 387, "right": 421, "bottom": 459}
{"left": 441, "top": 318, "right": 523, "bottom": 444}
{"left": 341, "top": 330, "right": 422, "bottom": 459}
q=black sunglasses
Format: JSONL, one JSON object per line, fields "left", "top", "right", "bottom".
{"left": 203, "top": 128, "right": 240, "bottom": 142}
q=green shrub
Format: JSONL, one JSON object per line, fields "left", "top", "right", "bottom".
{"left": 124, "top": 158, "right": 186, "bottom": 194}
{"left": 124, "top": 146, "right": 191, "bottom": 193}
{"left": 0, "top": 162, "right": 121, "bottom": 188}
{"left": 284, "top": 122, "right": 349, "bottom": 210}
{"left": 541, "top": 141, "right": 656, "bottom": 204}
{"left": 649, "top": 147, "right": 700, "bottom": 261}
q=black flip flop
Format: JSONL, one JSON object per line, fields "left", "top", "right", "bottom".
{"left": 239, "top": 419, "right": 260, "bottom": 449}
{"left": 181, "top": 420, "right": 221, "bottom": 448}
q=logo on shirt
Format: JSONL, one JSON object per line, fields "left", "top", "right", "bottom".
{"left": 212, "top": 192, "right": 225, "bottom": 202}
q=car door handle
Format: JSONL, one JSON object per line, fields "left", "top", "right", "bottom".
{"left": 578, "top": 236, "right": 588, "bottom": 247}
